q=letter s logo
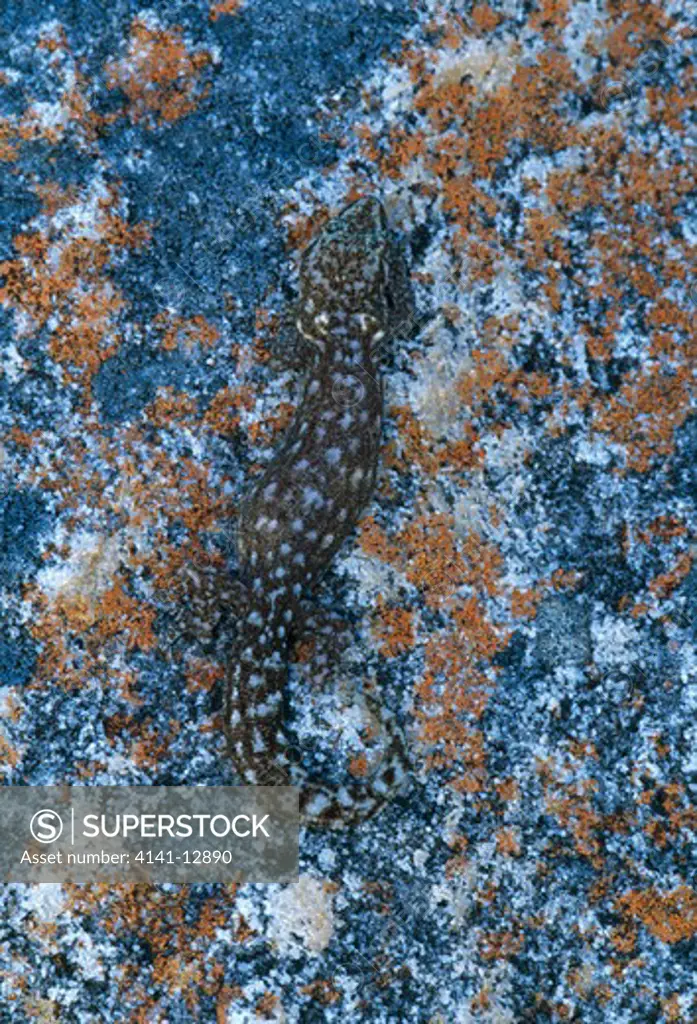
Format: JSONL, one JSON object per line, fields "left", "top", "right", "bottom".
{"left": 30, "top": 809, "right": 63, "bottom": 844}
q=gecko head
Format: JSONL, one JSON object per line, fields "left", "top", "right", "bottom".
{"left": 296, "top": 196, "right": 412, "bottom": 362}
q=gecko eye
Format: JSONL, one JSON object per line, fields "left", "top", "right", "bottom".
{"left": 357, "top": 313, "right": 379, "bottom": 336}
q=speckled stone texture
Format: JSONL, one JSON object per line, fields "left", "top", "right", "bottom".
{"left": 1, "top": 0, "right": 696, "bottom": 1020}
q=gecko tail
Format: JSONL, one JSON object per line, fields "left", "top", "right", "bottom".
{"left": 298, "top": 719, "right": 412, "bottom": 830}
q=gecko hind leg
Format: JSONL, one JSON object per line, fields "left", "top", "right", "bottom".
{"left": 161, "top": 553, "right": 248, "bottom": 662}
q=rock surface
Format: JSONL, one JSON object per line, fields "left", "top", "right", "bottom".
{"left": 1, "top": 0, "right": 696, "bottom": 1020}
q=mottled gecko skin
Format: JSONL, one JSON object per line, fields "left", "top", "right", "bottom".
{"left": 225, "top": 196, "right": 412, "bottom": 828}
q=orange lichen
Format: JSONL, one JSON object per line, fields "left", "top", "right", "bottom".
{"left": 348, "top": 754, "right": 369, "bottom": 779}
{"left": 647, "top": 552, "right": 692, "bottom": 600}
{"left": 635, "top": 781, "right": 697, "bottom": 852}
{"left": 210, "top": 0, "right": 243, "bottom": 19}
{"left": 9, "top": 26, "right": 120, "bottom": 150}
{"left": 496, "top": 778, "right": 520, "bottom": 803}
{"left": 546, "top": 131, "right": 695, "bottom": 471}
{"left": 415, "top": 594, "right": 508, "bottom": 792}
{"left": 66, "top": 884, "right": 235, "bottom": 1013}
{"left": 478, "top": 927, "right": 525, "bottom": 961}
{"left": 0, "top": 181, "right": 151, "bottom": 399}
{"left": 17, "top": 409, "right": 233, "bottom": 768}
{"left": 359, "top": 509, "right": 511, "bottom": 790}
{"left": 246, "top": 402, "right": 297, "bottom": 448}
{"left": 661, "top": 995, "right": 683, "bottom": 1023}
{"left": 203, "top": 384, "right": 256, "bottom": 433}
{"left": 388, "top": 405, "right": 482, "bottom": 476}
{"left": 369, "top": 512, "right": 505, "bottom": 607}
{"left": 592, "top": 371, "right": 694, "bottom": 473}
{"left": 609, "top": 920, "right": 638, "bottom": 955}
{"left": 379, "top": 2, "right": 697, "bottom": 476}
{"left": 647, "top": 76, "right": 697, "bottom": 135}
{"left": 299, "top": 979, "right": 341, "bottom": 1006}
{"left": 372, "top": 598, "right": 415, "bottom": 657}
{"left": 0, "top": 735, "right": 20, "bottom": 769}
{"left": 0, "top": 118, "right": 19, "bottom": 161}
{"left": 255, "top": 993, "right": 280, "bottom": 1018}
{"left": 455, "top": 347, "right": 518, "bottom": 416}
{"left": 638, "top": 515, "right": 688, "bottom": 545}
{"left": 471, "top": 4, "right": 502, "bottom": 33}
{"left": 549, "top": 568, "right": 584, "bottom": 591}
{"left": 56, "top": 582, "right": 158, "bottom": 651}
{"left": 510, "top": 588, "right": 541, "bottom": 618}
{"left": 358, "top": 516, "right": 401, "bottom": 566}
{"left": 470, "top": 987, "right": 491, "bottom": 1013}
{"left": 153, "top": 312, "right": 220, "bottom": 352}
{"left": 529, "top": 0, "right": 570, "bottom": 38}
{"left": 616, "top": 886, "right": 697, "bottom": 945}
{"left": 495, "top": 828, "right": 521, "bottom": 856}
{"left": 144, "top": 388, "right": 200, "bottom": 428}
{"left": 505, "top": 573, "right": 581, "bottom": 618}
{"left": 537, "top": 753, "right": 606, "bottom": 867}
{"left": 282, "top": 206, "right": 332, "bottom": 253}
{"left": 216, "top": 987, "right": 243, "bottom": 1023}
{"left": 105, "top": 17, "right": 214, "bottom": 127}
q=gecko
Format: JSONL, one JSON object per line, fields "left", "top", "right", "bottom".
{"left": 225, "top": 195, "right": 413, "bottom": 828}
